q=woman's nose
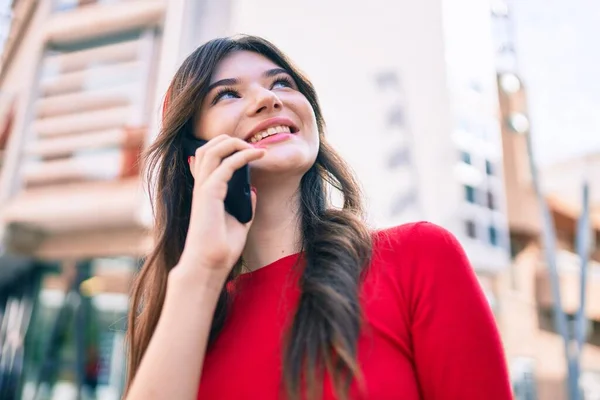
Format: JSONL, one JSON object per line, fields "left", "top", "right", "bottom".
{"left": 246, "top": 87, "right": 282, "bottom": 116}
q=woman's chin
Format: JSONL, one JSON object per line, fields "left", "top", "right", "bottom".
{"left": 249, "top": 153, "right": 314, "bottom": 179}
{"left": 250, "top": 159, "right": 309, "bottom": 174}
{"left": 250, "top": 147, "right": 315, "bottom": 171}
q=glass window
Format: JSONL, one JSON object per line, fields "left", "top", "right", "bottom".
{"left": 466, "top": 220, "right": 477, "bottom": 238}
{"left": 487, "top": 191, "right": 495, "bottom": 210}
{"left": 464, "top": 185, "right": 476, "bottom": 203}
{"left": 486, "top": 160, "right": 494, "bottom": 175}
{"left": 461, "top": 151, "right": 472, "bottom": 165}
{"left": 489, "top": 226, "right": 499, "bottom": 246}
{"left": 390, "top": 191, "right": 417, "bottom": 216}
{"left": 510, "top": 357, "right": 538, "bottom": 400}
{"left": 387, "top": 146, "right": 411, "bottom": 169}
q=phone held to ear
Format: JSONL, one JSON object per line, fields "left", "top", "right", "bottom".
{"left": 182, "top": 136, "right": 253, "bottom": 224}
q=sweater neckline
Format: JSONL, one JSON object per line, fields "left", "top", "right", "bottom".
{"left": 240, "top": 252, "right": 302, "bottom": 278}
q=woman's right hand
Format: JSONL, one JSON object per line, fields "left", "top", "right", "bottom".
{"left": 176, "top": 135, "right": 265, "bottom": 282}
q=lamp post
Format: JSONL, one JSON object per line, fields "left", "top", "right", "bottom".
{"left": 520, "top": 110, "right": 589, "bottom": 400}
{"left": 499, "top": 65, "right": 590, "bottom": 399}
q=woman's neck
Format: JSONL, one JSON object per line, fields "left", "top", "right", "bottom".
{"left": 242, "top": 176, "right": 303, "bottom": 272}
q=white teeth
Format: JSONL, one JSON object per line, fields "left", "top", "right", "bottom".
{"left": 248, "top": 125, "right": 292, "bottom": 143}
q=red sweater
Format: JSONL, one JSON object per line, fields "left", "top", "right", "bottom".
{"left": 198, "top": 222, "right": 512, "bottom": 399}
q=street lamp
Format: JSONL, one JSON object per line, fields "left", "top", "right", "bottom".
{"left": 500, "top": 73, "right": 522, "bottom": 94}
{"left": 508, "top": 113, "right": 530, "bottom": 134}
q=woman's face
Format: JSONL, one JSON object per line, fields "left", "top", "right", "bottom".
{"left": 195, "top": 51, "right": 319, "bottom": 178}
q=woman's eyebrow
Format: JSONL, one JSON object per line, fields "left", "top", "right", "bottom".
{"left": 207, "top": 68, "right": 290, "bottom": 93}
{"left": 263, "top": 68, "right": 289, "bottom": 78}
{"left": 207, "top": 78, "right": 239, "bottom": 93}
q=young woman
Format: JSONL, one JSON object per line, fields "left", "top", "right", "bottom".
{"left": 124, "top": 35, "right": 512, "bottom": 400}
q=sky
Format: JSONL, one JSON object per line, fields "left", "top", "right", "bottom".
{"left": 511, "top": 0, "right": 600, "bottom": 166}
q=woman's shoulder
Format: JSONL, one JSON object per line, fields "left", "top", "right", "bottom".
{"left": 368, "top": 221, "right": 478, "bottom": 309}
{"left": 373, "top": 221, "right": 459, "bottom": 252}
{"left": 370, "top": 221, "right": 469, "bottom": 275}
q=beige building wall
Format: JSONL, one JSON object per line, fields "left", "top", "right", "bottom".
{"left": 0, "top": 0, "right": 50, "bottom": 202}
{"left": 498, "top": 66, "right": 600, "bottom": 398}
{"left": 498, "top": 79, "right": 542, "bottom": 236}
{"left": 0, "top": 0, "right": 175, "bottom": 259}
{"left": 496, "top": 243, "right": 600, "bottom": 400}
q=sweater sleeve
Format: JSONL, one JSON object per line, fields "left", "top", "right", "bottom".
{"left": 399, "top": 222, "right": 512, "bottom": 400}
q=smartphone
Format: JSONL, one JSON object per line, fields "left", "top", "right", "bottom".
{"left": 182, "top": 136, "right": 253, "bottom": 223}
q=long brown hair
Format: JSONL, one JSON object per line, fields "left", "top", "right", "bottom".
{"left": 126, "top": 35, "right": 372, "bottom": 399}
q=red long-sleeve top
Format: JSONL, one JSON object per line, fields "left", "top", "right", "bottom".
{"left": 198, "top": 222, "right": 513, "bottom": 399}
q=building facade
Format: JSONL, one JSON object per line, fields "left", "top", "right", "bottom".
{"left": 0, "top": 1, "right": 176, "bottom": 398}
{"left": 223, "top": 0, "right": 511, "bottom": 275}
{"left": 492, "top": 1, "right": 600, "bottom": 398}
{"left": 0, "top": 0, "right": 515, "bottom": 399}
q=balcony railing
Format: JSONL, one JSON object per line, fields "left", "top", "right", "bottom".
{"left": 23, "top": 31, "right": 155, "bottom": 186}
{"left": 46, "top": 0, "right": 165, "bottom": 45}
{"left": 2, "top": 9, "right": 162, "bottom": 234}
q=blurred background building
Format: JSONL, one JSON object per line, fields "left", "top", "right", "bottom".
{"left": 0, "top": 0, "right": 597, "bottom": 399}
{"left": 491, "top": 1, "right": 600, "bottom": 399}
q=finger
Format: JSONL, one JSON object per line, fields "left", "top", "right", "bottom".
{"left": 197, "top": 138, "right": 255, "bottom": 183}
{"left": 205, "top": 148, "right": 265, "bottom": 187}
{"left": 188, "top": 135, "right": 230, "bottom": 178}
{"left": 193, "top": 134, "right": 229, "bottom": 160}
{"left": 192, "top": 134, "right": 229, "bottom": 164}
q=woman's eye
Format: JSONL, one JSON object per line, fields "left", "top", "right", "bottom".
{"left": 219, "top": 92, "right": 237, "bottom": 100}
{"left": 213, "top": 88, "right": 239, "bottom": 104}
{"left": 272, "top": 78, "right": 293, "bottom": 89}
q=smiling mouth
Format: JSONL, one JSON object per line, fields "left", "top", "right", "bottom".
{"left": 247, "top": 125, "right": 297, "bottom": 143}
